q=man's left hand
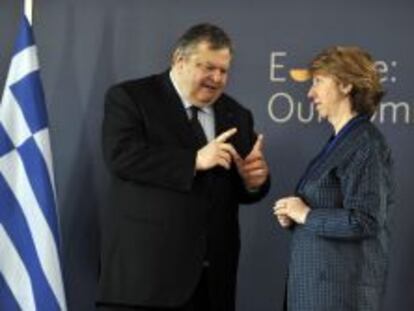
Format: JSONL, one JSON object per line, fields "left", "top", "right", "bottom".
{"left": 234, "top": 134, "right": 269, "bottom": 190}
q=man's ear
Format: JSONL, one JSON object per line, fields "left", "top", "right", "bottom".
{"left": 172, "top": 50, "right": 183, "bottom": 66}
{"left": 172, "top": 49, "right": 186, "bottom": 66}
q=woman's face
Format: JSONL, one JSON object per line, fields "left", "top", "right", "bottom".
{"left": 307, "top": 73, "right": 349, "bottom": 120}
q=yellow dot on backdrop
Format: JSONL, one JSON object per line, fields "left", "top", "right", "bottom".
{"left": 289, "top": 69, "right": 311, "bottom": 82}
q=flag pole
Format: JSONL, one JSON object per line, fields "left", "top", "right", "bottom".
{"left": 24, "top": 0, "right": 33, "bottom": 25}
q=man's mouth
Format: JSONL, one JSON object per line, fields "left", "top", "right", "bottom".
{"left": 202, "top": 83, "right": 219, "bottom": 91}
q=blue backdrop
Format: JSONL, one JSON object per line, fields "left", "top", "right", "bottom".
{"left": 1, "top": 0, "right": 413, "bottom": 310}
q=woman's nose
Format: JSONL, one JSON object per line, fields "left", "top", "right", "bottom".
{"left": 307, "top": 87, "right": 314, "bottom": 99}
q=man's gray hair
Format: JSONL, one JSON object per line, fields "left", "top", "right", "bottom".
{"left": 172, "top": 23, "right": 233, "bottom": 63}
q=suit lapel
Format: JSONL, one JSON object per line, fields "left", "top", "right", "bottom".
{"left": 157, "top": 72, "right": 195, "bottom": 147}
{"left": 213, "top": 98, "right": 237, "bottom": 142}
{"left": 214, "top": 97, "right": 254, "bottom": 158}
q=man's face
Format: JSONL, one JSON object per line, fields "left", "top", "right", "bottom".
{"left": 174, "top": 41, "right": 232, "bottom": 106}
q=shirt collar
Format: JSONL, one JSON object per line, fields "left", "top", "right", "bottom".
{"left": 169, "top": 71, "right": 214, "bottom": 115}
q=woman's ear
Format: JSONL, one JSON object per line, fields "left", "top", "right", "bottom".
{"left": 340, "top": 83, "right": 353, "bottom": 96}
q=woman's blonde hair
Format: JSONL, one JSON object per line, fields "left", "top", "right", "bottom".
{"left": 309, "top": 46, "right": 384, "bottom": 116}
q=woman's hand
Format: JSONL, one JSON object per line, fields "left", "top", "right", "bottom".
{"left": 273, "top": 196, "right": 311, "bottom": 225}
{"left": 275, "top": 214, "right": 294, "bottom": 228}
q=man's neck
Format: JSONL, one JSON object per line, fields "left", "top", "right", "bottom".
{"left": 169, "top": 69, "right": 211, "bottom": 109}
{"left": 169, "top": 69, "right": 187, "bottom": 102}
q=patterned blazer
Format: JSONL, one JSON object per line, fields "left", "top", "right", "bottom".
{"left": 287, "top": 117, "right": 395, "bottom": 311}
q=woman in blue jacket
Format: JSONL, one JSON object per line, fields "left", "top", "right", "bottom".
{"left": 274, "top": 46, "right": 395, "bottom": 311}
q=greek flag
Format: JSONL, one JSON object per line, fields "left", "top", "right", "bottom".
{"left": 0, "top": 5, "right": 67, "bottom": 311}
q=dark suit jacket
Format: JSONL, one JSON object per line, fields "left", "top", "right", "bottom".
{"left": 287, "top": 118, "right": 394, "bottom": 311}
{"left": 97, "top": 72, "right": 270, "bottom": 309}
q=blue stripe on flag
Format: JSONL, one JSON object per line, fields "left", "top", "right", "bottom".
{"left": 14, "top": 16, "right": 34, "bottom": 55}
{"left": 10, "top": 71, "right": 48, "bottom": 133}
{"left": 17, "top": 137, "right": 59, "bottom": 244}
{"left": 0, "top": 174, "right": 60, "bottom": 310}
{"left": 0, "top": 124, "right": 14, "bottom": 157}
{"left": 0, "top": 273, "right": 20, "bottom": 311}
{"left": 0, "top": 3, "right": 66, "bottom": 309}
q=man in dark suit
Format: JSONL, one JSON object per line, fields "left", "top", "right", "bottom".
{"left": 97, "top": 23, "right": 270, "bottom": 311}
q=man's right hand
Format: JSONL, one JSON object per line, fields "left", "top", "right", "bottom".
{"left": 195, "top": 128, "right": 239, "bottom": 171}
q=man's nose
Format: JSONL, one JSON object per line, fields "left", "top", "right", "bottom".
{"left": 211, "top": 70, "right": 223, "bottom": 83}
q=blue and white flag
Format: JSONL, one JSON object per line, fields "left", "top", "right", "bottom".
{"left": 0, "top": 2, "right": 67, "bottom": 310}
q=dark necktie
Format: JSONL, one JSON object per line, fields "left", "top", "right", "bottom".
{"left": 189, "top": 106, "right": 207, "bottom": 148}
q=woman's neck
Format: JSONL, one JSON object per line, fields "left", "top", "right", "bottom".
{"left": 329, "top": 100, "right": 357, "bottom": 135}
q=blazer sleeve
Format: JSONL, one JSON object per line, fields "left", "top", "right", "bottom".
{"left": 303, "top": 142, "right": 390, "bottom": 240}
{"left": 102, "top": 85, "right": 197, "bottom": 192}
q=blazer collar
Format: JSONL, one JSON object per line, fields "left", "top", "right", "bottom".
{"left": 298, "top": 117, "right": 370, "bottom": 190}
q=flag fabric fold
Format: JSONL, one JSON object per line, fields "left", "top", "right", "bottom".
{"left": 0, "top": 5, "right": 67, "bottom": 311}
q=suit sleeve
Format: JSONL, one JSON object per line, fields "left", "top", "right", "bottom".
{"left": 234, "top": 110, "right": 271, "bottom": 204}
{"left": 102, "top": 85, "right": 197, "bottom": 192}
{"left": 303, "top": 142, "right": 390, "bottom": 240}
